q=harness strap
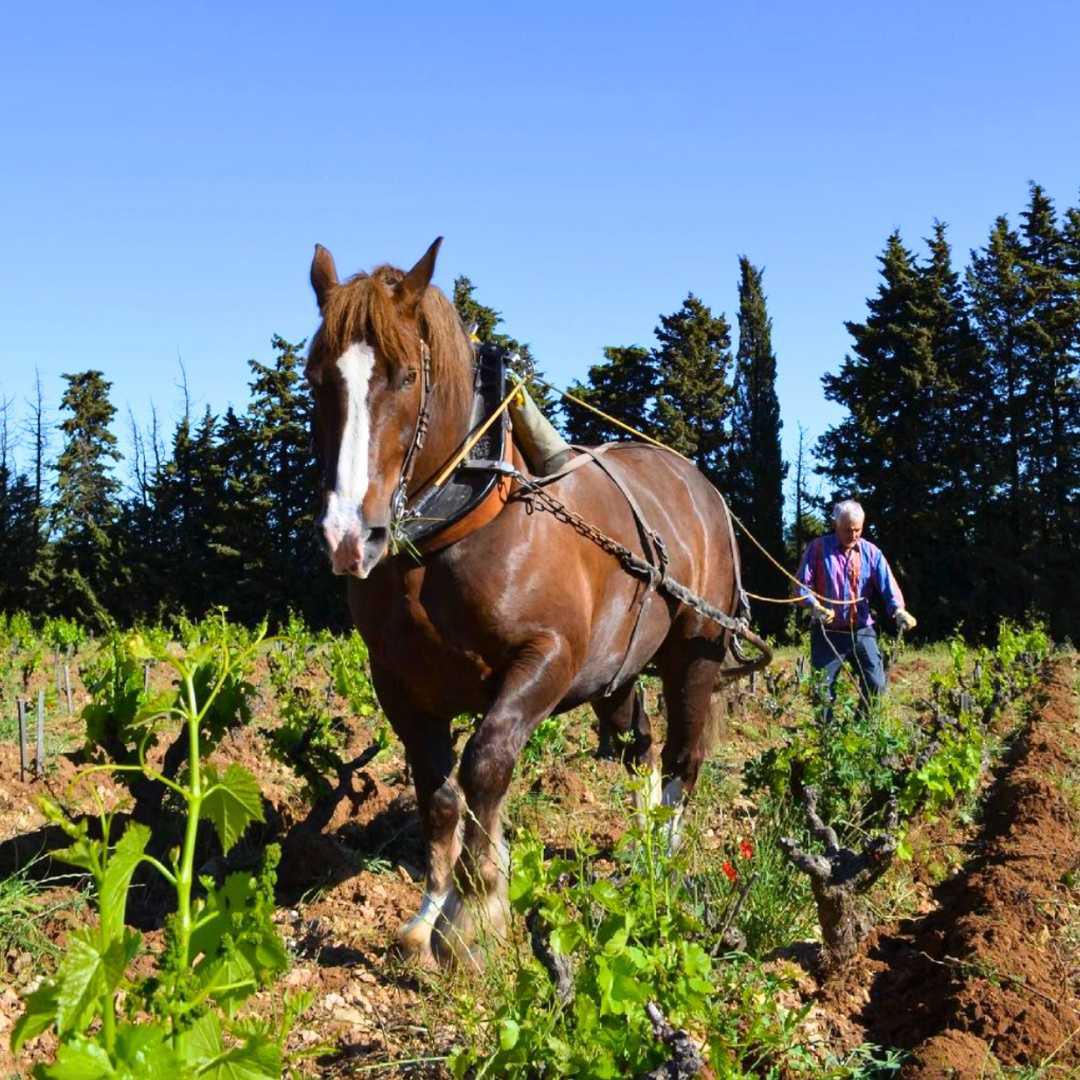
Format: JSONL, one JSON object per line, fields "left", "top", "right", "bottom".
{"left": 565, "top": 448, "right": 669, "bottom": 696}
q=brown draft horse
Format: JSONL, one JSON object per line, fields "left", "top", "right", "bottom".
{"left": 305, "top": 238, "right": 771, "bottom": 966}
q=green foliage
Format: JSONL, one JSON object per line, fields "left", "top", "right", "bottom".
{"left": 81, "top": 613, "right": 259, "bottom": 800}
{"left": 12, "top": 618, "right": 303, "bottom": 1078}
{"left": 264, "top": 615, "right": 386, "bottom": 800}
{"left": 562, "top": 345, "right": 657, "bottom": 446}
{"left": 448, "top": 801, "right": 817, "bottom": 1078}
{"left": 43, "top": 616, "right": 86, "bottom": 653}
{"left": 521, "top": 714, "right": 569, "bottom": 768}
{"left": 652, "top": 292, "right": 735, "bottom": 485}
{"left": 746, "top": 621, "right": 1051, "bottom": 875}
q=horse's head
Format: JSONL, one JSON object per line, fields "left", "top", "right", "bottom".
{"left": 305, "top": 237, "right": 443, "bottom": 577}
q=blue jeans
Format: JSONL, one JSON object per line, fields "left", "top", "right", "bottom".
{"left": 810, "top": 625, "right": 887, "bottom": 711}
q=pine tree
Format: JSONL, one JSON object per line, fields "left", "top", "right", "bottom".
{"left": 562, "top": 345, "right": 656, "bottom": 445}
{"left": 727, "top": 259, "right": 787, "bottom": 633}
{"left": 51, "top": 371, "right": 122, "bottom": 624}
{"left": 817, "top": 233, "right": 948, "bottom": 634}
{"left": 911, "top": 225, "right": 989, "bottom": 630}
{"left": 240, "top": 336, "right": 333, "bottom": 625}
{"left": 452, "top": 276, "right": 556, "bottom": 415}
{"left": 1015, "top": 186, "right": 1080, "bottom": 635}
{"left": 652, "top": 293, "right": 734, "bottom": 486}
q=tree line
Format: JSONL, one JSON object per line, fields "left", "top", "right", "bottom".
{"left": 1, "top": 183, "right": 1076, "bottom": 641}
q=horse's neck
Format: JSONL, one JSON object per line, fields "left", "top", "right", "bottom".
{"left": 411, "top": 351, "right": 475, "bottom": 492}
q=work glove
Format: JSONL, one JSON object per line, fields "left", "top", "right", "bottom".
{"left": 895, "top": 609, "right": 917, "bottom": 632}
{"left": 810, "top": 601, "right": 835, "bottom": 626}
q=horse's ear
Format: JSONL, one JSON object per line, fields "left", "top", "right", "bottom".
{"left": 310, "top": 244, "right": 339, "bottom": 312}
{"left": 397, "top": 237, "right": 443, "bottom": 313}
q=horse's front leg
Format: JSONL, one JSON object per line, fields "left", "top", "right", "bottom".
{"left": 432, "top": 634, "right": 574, "bottom": 968}
{"left": 372, "top": 673, "right": 461, "bottom": 966}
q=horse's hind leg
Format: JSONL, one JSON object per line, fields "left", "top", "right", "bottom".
{"left": 656, "top": 644, "right": 724, "bottom": 849}
{"left": 595, "top": 679, "right": 656, "bottom": 769}
{"left": 433, "top": 634, "right": 574, "bottom": 968}
{"left": 594, "top": 680, "right": 660, "bottom": 821}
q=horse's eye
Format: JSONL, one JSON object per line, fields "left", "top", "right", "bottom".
{"left": 401, "top": 369, "right": 418, "bottom": 388}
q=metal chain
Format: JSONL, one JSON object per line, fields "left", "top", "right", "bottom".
{"left": 513, "top": 472, "right": 747, "bottom": 635}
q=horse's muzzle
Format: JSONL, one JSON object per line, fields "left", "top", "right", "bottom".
{"left": 325, "top": 521, "right": 390, "bottom": 578}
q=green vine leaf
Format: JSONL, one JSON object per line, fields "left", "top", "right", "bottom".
{"left": 201, "top": 765, "right": 264, "bottom": 854}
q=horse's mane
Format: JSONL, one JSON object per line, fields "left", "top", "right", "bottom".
{"left": 315, "top": 265, "right": 474, "bottom": 388}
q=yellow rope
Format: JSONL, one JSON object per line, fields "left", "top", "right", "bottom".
{"left": 533, "top": 378, "right": 691, "bottom": 460}
{"left": 541, "top": 376, "right": 859, "bottom": 608}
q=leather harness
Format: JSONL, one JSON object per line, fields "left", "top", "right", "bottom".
{"left": 387, "top": 343, "right": 761, "bottom": 690}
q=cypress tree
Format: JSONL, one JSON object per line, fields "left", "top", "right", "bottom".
{"left": 652, "top": 292, "right": 734, "bottom": 486}
{"left": 727, "top": 259, "right": 787, "bottom": 632}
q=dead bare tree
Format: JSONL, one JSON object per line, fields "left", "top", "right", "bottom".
{"left": 779, "top": 785, "right": 899, "bottom": 970}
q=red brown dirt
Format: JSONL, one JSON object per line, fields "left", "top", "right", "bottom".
{"left": 819, "top": 659, "right": 1080, "bottom": 1076}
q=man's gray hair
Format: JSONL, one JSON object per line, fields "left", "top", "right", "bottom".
{"left": 833, "top": 499, "right": 865, "bottom": 524}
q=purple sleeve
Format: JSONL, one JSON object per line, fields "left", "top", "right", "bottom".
{"left": 871, "top": 547, "right": 905, "bottom": 616}
{"left": 796, "top": 539, "right": 817, "bottom": 607}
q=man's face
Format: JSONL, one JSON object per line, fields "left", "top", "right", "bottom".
{"left": 835, "top": 513, "right": 864, "bottom": 551}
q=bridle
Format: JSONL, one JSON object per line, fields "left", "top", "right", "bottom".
{"left": 389, "top": 338, "right": 434, "bottom": 530}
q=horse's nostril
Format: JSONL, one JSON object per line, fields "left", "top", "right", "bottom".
{"left": 365, "top": 526, "right": 388, "bottom": 549}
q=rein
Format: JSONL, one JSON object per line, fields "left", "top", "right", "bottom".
{"left": 389, "top": 340, "right": 434, "bottom": 530}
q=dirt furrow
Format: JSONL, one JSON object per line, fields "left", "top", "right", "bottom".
{"left": 824, "top": 660, "right": 1080, "bottom": 1077}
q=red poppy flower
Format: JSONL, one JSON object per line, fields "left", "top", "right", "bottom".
{"left": 739, "top": 839, "right": 754, "bottom": 860}
{"left": 722, "top": 860, "right": 738, "bottom": 882}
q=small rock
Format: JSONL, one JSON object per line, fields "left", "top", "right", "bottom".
{"left": 323, "top": 992, "right": 346, "bottom": 1010}
{"left": 332, "top": 1006, "right": 366, "bottom": 1026}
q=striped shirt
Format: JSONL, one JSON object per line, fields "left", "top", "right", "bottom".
{"left": 796, "top": 534, "right": 905, "bottom": 630}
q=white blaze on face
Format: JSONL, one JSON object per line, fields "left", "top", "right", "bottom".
{"left": 322, "top": 342, "right": 375, "bottom": 554}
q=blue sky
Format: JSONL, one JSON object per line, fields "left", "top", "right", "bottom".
{"left": 2, "top": 1, "right": 1078, "bottom": 505}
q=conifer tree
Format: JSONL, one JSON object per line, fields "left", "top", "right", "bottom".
{"left": 817, "top": 233, "right": 943, "bottom": 632}
{"left": 241, "top": 336, "right": 333, "bottom": 625}
{"left": 452, "top": 276, "right": 556, "bottom": 415}
{"left": 652, "top": 293, "right": 734, "bottom": 486}
{"left": 727, "top": 259, "right": 787, "bottom": 632}
{"left": 562, "top": 345, "right": 656, "bottom": 445}
{"left": 51, "top": 371, "right": 122, "bottom": 624}
{"left": 1014, "top": 186, "right": 1080, "bottom": 634}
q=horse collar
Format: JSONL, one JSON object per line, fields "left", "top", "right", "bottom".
{"left": 392, "top": 343, "right": 512, "bottom": 551}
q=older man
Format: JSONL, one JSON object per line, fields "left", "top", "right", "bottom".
{"left": 796, "top": 500, "right": 916, "bottom": 710}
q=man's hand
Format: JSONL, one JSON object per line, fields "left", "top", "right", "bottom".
{"left": 810, "top": 601, "right": 835, "bottom": 626}
{"left": 895, "top": 609, "right": 917, "bottom": 632}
